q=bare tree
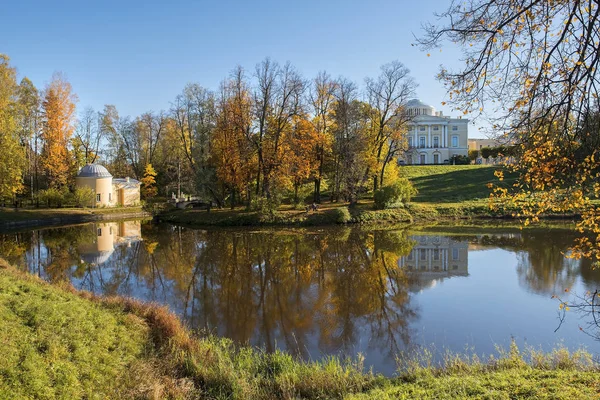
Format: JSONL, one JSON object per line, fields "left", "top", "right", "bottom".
{"left": 74, "top": 107, "right": 103, "bottom": 165}
{"left": 252, "top": 58, "right": 304, "bottom": 198}
{"left": 309, "top": 71, "right": 337, "bottom": 202}
{"left": 365, "top": 61, "right": 417, "bottom": 190}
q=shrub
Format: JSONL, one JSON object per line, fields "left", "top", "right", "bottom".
{"left": 333, "top": 207, "right": 352, "bottom": 224}
{"left": 450, "top": 155, "right": 471, "bottom": 165}
{"left": 73, "top": 187, "right": 95, "bottom": 208}
{"left": 374, "top": 178, "right": 417, "bottom": 210}
{"left": 38, "top": 188, "right": 64, "bottom": 208}
{"left": 468, "top": 149, "right": 479, "bottom": 161}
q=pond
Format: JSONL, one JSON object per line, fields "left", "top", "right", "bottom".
{"left": 1, "top": 220, "right": 599, "bottom": 376}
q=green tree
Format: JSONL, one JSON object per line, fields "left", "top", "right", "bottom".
{"left": 0, "top": 54, "right": 26, "bottom": 202}
{"left": 17, "top": 77, "right": 40, "bottom": 198}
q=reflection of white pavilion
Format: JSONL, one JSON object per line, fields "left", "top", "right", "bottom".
{"left": 78, "top": 221, "right": 142, "bottom": 265}
{"left": 398, "top": 235, "right": 469, "bottom": 289}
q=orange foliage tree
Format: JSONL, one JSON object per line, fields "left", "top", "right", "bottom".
{"left": 41, "top": 73, "right": 77, "bottom": 188}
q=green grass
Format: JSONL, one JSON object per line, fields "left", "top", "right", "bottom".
{"left": 0, "top": 262, "right": 152, "bottom": 399}
{"left": 401, "top": 165, "right": 515, "bottom": 203}
{"left": 1, "top": 260, "right": 598, "bottom": 399}
{"left": 349, "top": 344, "right": 600, "bottom": 399}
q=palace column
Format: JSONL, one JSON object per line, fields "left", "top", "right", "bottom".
{"left": 428, "top": 125, "right": 431, "bottom": 148}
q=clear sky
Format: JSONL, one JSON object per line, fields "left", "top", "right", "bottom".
{"left": 1, "top": 0, "right": 484, "bottom": 135}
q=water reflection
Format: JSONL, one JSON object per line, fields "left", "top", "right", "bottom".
{"left": 1, "top": 222, "right": 599, "bottom": 375}
{"left": 398, "top": 235, "right": 469, "bottom": 290}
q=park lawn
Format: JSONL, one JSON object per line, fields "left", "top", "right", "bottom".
{"left": 0, "top": 206, "right": 144, "bottom": 222}
{"left": 401, "top": 165, "right": 514, "bottom": 203}
{"left": 1, "top": 260, "right": 599, "bottom": 399}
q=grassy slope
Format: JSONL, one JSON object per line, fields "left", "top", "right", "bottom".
{"left": 401, "top": 165, "right": 507, "bottom": 203}
{"left": 1, "top": 261, "right": 599, "bottom": 399}
{"left": 0, "top": 265, "right": 152, "bottom": 399}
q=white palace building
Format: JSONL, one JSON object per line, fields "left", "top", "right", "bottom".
{"left": 400, "top": 99, "right": 469, "bottom": 165}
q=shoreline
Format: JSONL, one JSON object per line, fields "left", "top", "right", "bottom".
{"left": 0, "top": 207, "right": 151, "bottom": 233}
{"left": 1, "top": 260, "right": 597, "bottom": 399}
{"left": 156, "top": 202, "right": 580, "bottom": 229}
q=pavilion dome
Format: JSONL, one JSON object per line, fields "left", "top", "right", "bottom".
{"left": 77, "top": 164, "right": 112, "bottom": 178}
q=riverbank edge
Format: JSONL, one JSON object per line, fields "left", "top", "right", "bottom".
{"left": 156, "top": 202, "right": 580, "bottom": 229}
{"left": 0, "top": 208, "right": 152, "bottom": 232}
{"left": 1, "top": 259, "right": 598, "bottom": 399}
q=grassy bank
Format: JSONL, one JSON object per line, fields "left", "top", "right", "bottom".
{"left": 159, "top": 166, "right": 522, "bottom": 227}
{"left": 159, "top": 202, "right": 414, "bottom": 227}
{"left": 1, "top": 260, "right": 599, "bottom": 399}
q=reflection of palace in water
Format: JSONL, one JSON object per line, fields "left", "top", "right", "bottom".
{"left": 398, "top": 235, "right": 469, "bottom": 288}
{"left": 78, "top": 221, "right": 142, "bottom": 265}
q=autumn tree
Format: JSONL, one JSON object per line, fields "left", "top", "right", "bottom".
{"left": 212, "top": 68, "right": 255, "bottom": 208}
{"left": 308, "top": 72, "right": 336, "bottom": 202}
{"left": 365, "top": 61, "right": 417, "bottom": 191}
{"left": 171, "top": 84, "right": 219, "bottom": 203}
{"left": 251, "top": 58, "right": 304, "bottom": 200}
{"left": 287, "top": 115, "right": 319, "bottom": 205}
{"left": 41, "top": 73, "right": 77, "bottom": 188}
{"left": 419, "top": 0, "right": 600, "bottom": 264}
{"left": 0, "top": 54, "right": 26, "bottom": 202}
{"left": 331, "top": 78, "right": 373, "bottom": 204}
{"left": 141, "top": 163, "right": 157, "bottom": 198}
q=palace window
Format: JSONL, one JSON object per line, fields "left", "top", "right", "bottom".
{"left": 96, "top": 193, "right": 101, "bottom": 202}
{"left": 452, "top": 136, "right": 458, "bottom": 148}
{"left": 433, "top": 154, "right": 439, "bottom": 164}
{"left": 419, "top": 137, "right": 426, "bottom": 148}
{"left": 433, "top": 249, "right": 440, "bottom": 260}
{"left": 452, "top": 125, "right": 458, "bottom": 131}
{"left": 420, "top": 153, "right": 426, "bottom": 164}
{"left": 433, "top": 125, "right": 439, "bottom": 131}
{"left": 419, "top": 126, "right": 426, "bottom": 131}
{"left": 408, "top": 137, "right": 413, "bottom": 147}
{"left": 433, "top": 136, "right": 439, "bottom": 147}
{"left": 420, "top": 249, "right": 427, "bottom": 260}
{"left": 97, "top": 228, "right": 102, "bottom": 237}
{"left": 452, "top": 248, "right": 459, "bottom": 260}
{"left": 108, "top": 193, "right": 112, "bottom": 202}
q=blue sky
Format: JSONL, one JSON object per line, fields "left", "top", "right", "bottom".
{"left": 1, "top": 0, "right": 484, "bottom": 135}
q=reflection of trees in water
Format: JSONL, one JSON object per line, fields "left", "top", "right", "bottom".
{"left": 466, "top": 230, "right": 585, "bottom": 295}
{"left": 62, "top": 225, "right": 419, "bottom": 362}
{"left": 4, "top": 223, "right": 600, "bottom": 358}
{"left": 514, "top": 231, "right": 581, "bottom": 295}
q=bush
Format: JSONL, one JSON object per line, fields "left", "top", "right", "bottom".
{"left": 38, "top": 188, "right": 64, "bottom": 208}
{"left": 333, "top": 207, "right": 352, "bottom": 224}
{"left": 374, "top": 178, "right": 417, "bottom": 210}
{"left": 468, "top": 149, "right": 479, "bottom": 160}
{"left": 73, "top": 187, "right": 95, "bottom": 208}
{"left": 450, "top": 155, "right": 471, "bottom": 165}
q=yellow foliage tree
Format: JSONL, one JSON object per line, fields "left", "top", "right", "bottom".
{"left": 141, "top": 163, "right": 158, "bottom": 198}
{"left": 420, "top": 0, "right": 600, "bottom": 265}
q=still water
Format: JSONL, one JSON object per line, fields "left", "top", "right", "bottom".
{"left": 1, "top": 220, "right": 599, "bottom": 376}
